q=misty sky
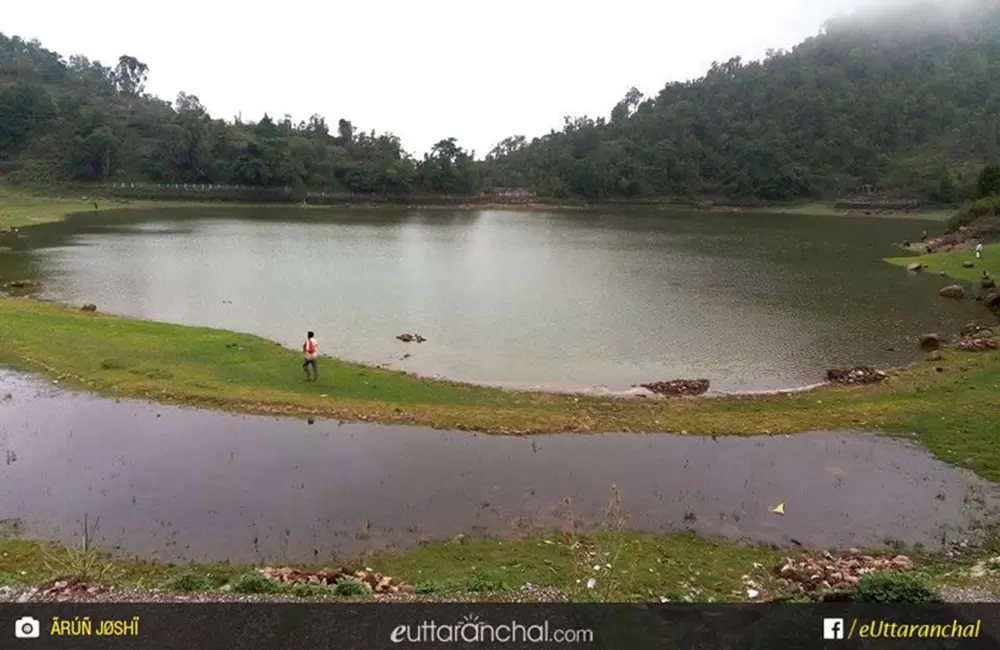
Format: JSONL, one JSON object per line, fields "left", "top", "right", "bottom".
{"left": 6, "top": 0, "right": 875, "bottom": 157}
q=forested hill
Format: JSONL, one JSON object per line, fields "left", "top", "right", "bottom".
{"left": 485, "top": 0, "right": 1000, "bottom": 202}
{"left": 0, "top": 36, "right": 480, "bottom": 195}
{"left": 3, "top": 1, "right": 1000, "bottom": 202}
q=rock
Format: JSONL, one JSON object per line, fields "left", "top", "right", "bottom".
{"left": 939, "top": 285, "right": 966, "bottom": 299}
{"left": 927, "top": 350, "right": 943, "bottom": 361}
{"left": 396, "top": 333, "right": 414, "bottom": 342}
{"left": 919, "top": 334, "right": 940, "bottom": 352}
{"left": 80, "top": 303, "right": 97, "bottom": 312}
{"left": 986, "top": 293, "right": 1000, "bottom": 318}
{"left": 5, "top": 279, "right": 40, "bottom": 289}
{"left": 826, "top": 366, "right": 887, "bottom": 385}
{"left": 906, "top": 262, "right": 923, "bottom": 272}
{"left": 640, "top": 379, "right": 710, "bottom": 397}
{"left": 983, "top": 276, "right": 996, "bottom": 290}
{"left": 963, "top": 261, "right": 975, "bottom": 268}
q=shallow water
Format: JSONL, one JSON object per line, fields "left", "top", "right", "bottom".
{"left": 1, "top": 373, "right": 996, "bottom": 563}
{"left": 0, "top": 207, "right": 983, "bottom": 393}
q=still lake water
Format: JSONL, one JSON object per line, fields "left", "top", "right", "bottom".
{"left": 3, "top": 373, "right": 997, "bottom": 561}
{"left": 0, "top": 207, "right": 983, "bottom": 392}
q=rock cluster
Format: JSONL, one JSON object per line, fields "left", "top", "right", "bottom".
{"left": 258, "top": 566, "right": 410, "bottom": 594}
{"left": 4, "top": 279, "right": 40, "bottom": 290}
{"left": 42, "top": 578, "right": 108, "bottom": 601}
{"left": 776, "top": 552, "right": 913, "bottom": 595}
{"left": 956, "top": 324, "right": 997, "bottom": 351}
{"left": 396, "top": 333, "right": 427, "bottom": 343}
{"left": 639, "top": 379, "right": 710, "bottom": 396}
{"left": 826, "top": 366, "right": 887, "bottom": 385}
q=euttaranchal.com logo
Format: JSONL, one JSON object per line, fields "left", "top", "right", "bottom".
{"left": 390, "top": 614, "right": 593, "bottom": 644}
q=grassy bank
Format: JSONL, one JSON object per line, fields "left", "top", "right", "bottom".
{"left": 2, "top": 531, "right": 994, "bottom": 603}
{"left": 885, "top": 242, "right": 1000, "bottom": 283}
{"left": 2, "top": 297, "right": 1000, "bottom": 479}
{"left": 1, "top": 189, "right": 954, "bottom": 231}
{"left": 0, "top": 192, "right": 267, "bottom": 231}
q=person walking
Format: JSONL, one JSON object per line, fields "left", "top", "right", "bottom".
{"left": 976, "top": 241, "right": 984, "bottom": 259}
{"left": 302, "top": 331, "right": 318, "bottom": 381}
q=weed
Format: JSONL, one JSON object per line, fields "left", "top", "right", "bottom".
{"left": 231, "top": 572, "right": 281, "bottom": 594}
{"left": 162, "top": 572, "right": 212, "bottom": 593}
{"left": 333, "top": 577, "right": 369, "bottom": 597}
{"left": 856, "top": 571, "right": 940, "bottom": 603}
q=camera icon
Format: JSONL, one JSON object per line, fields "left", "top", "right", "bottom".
{"left": 14, "top": 616, "right": 40, "bottom": 639}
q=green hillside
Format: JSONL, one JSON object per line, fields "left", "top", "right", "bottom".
{"left": 483, "top": 0, "right": 1000, "bottom": 202}
{"left": 3, "top": 1, "right": 1000, "bottom": 203}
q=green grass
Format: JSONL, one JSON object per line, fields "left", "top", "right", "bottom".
{"left": 885, "top": 242, "right": 1000, "bottom": 283}
{"left": 4, "top": 532, "right": 998, "bottom": 603}
{"left": 0, "top": 533, "right": 784, "bottom": 602}
{"left": 758, "top": 202, "right": 954, "bottom": 220}
{"left": 1, "top": 296, "right": 1000, "bottom": 478}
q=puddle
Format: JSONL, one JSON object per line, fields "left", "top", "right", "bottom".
{"left": 1, "top": 372, "right": 998, "bottom": 563}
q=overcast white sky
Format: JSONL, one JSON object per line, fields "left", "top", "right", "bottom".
{"left": 5, "top": 0, "right": 874, "bottom": 157}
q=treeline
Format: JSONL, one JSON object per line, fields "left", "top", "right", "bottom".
{"left": 484, "top": 1, "right": 1000, "bottom": 202}
{"left": 0, "top": 35, "right": 478, "bottom": 195}
{"left": 4, "top": 0, "right": 1000, "bottom": 202}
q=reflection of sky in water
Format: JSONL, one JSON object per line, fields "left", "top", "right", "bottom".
{"left": 2, "top": 372, "right": 998, "bottom": 562}
{"left": 23, "top": 208, "right": 983, "bottom": 392}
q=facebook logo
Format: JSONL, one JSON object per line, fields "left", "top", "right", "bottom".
{"left": 823, "top": 618, "right": 845, "bottom": 640}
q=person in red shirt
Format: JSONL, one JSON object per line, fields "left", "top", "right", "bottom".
{"left": 302, "top": 331, "right": 318, "bottom": 381}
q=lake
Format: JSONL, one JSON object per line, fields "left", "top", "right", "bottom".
{"left": 0, "top": 207, "right": 982, "bottom": 392}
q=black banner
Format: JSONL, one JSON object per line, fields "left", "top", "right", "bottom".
{"left": 1, "top": 603, "right": 999, "bottom": 649}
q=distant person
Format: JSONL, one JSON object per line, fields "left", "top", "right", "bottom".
{"left": 302, "top": 331, "right": 318, "bottom": 381}
{"left": 976, "top": 242, "right": 985, "bottom": 259}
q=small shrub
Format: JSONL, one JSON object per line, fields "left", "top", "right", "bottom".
{"left": 292, "top": 582, "right": 331, "bottom": 598}
{"left": 856, "top": 571, "right": 940, "bottom": 603}
{"left": 467, "top": 575, "right": 508, "bottom": 592}
{"left": 43, "top": 547, "right": 122, "bottom": 583}
{"left": 163, "top": 572, "right": 212, "bottom": 593}
{"left": 333, "top": 577, "right": 369, "bottom": 597}
{"left": 231, "top": 572, "right": 281, "bottom": 595}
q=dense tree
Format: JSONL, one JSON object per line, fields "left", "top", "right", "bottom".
{"left": 3, "top": 0, "right": 1000, "bottom": 201}
{"left": 483, "top": 0, "right": 1000, "bottom": 202}
{"left": 111, "top": 55, "right": 148, "bottom": 98}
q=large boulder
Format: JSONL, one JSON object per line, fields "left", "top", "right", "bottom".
{"left": 983, "top": 276, "right": 996, "bottom": 290}
{"left": 963, "top": 261, "right": 975, "bottom": 268}
{"left": 984, "top": 293, "right": 1000, "bottom": 318}
{"left": 939, "top": 285, "right": 966, "bottom": 299}
{"left": 906, "top": 262, "right": 923, "bottom": 272}
{"left": 918, "top": 334, "right": 940, "bottom": 352}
